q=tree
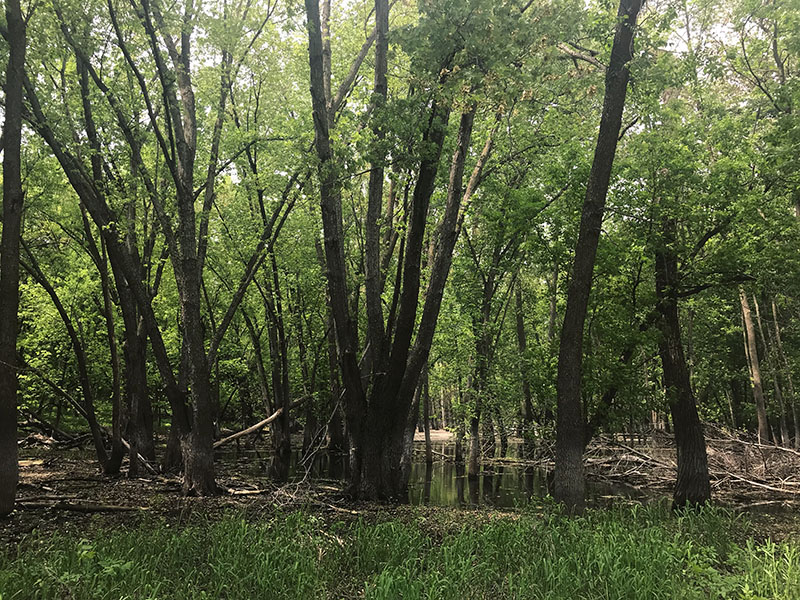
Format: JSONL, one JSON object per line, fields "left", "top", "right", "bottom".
{"left": 0, "top": 0, "right": 27, "bottom": 516}
{"left": 554, "top": 0, "right": 643, "bottom": 511}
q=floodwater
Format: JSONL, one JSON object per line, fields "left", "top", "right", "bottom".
{"left": 221, "top": 439, "right": 647, "bottom": 508}
{"left": 404, "top": 441, "right": 646, "bottom": 508}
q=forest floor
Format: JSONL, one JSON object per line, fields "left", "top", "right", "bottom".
{"left": 3, "top": 425, "right": 800, "bottom": 549}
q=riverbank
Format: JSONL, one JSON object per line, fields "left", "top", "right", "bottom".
{"left": 2, "top": 503, "right": 799, "bottom": 599}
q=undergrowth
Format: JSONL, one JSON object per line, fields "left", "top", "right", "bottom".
{"left": 1, "top": 504, "right": 798, "bottom": 599}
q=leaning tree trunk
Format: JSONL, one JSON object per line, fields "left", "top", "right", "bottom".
{"left": 554, "top": 0, "right": 643, "bottom": 512}
{"left": 98, "top": 241, "right": 124, "bottom": 475}
{"left": 740, "top": 289, "right": 770, "bottom": 443}
{"left": 21, "top": 247, "right": 109, "bottom": 469}
{"left": 0, "top": 0, "right": 26, "bottom": 517}
{"left": 771, "top": 299, "right": 800, "bottom": 449}
{"left": 754, "top": 296, "right": 790, "bottom": 446}
{"left": 655, "top": 217, "right": 710, "bottom": 508}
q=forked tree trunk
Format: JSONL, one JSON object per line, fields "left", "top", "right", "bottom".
{"left": 554, "top": 0, "right": 643, "bottom": 512}
{"left": 655, "top": 217, "right": 710, "bottom": 508}
{"left": 305, "top": 0, "right": 485, "bottom": 500}
{"left": 0, "top": 0, "right": 26, "bottom": 516}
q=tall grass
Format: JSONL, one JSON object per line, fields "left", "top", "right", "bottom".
{"left": 1, "top": 504, "right": 797, "bottom": 599}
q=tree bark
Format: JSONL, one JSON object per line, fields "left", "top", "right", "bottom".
{"left": 364, "top": 0, "right": 390, "bottom": 372}
{"left": 740, "top": 289, "right": 770, "bottom": 443}
{"left": 655, "top": 217, "right": 710, "bottom": 508}
{"left": 98, "top": 239, "right": 124, "bottom": 474}
{"left": 554, "top": 0, "right": 642, "bottom": 512}
{"left": 305, "top": 0, "right": 485, "bottom": 500}
{"left": 0, "top": 0, "right": 26, "bottom": 516}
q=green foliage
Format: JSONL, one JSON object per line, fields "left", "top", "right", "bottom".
{"left": 1, "top": 506, "right": 799, "bottom": 599}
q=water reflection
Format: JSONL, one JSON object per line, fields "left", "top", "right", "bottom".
{"left": 219, "top": 439, "right": 645, "bottom": 508}
{"left": 406, "top": 457, "right": 550, "bottom": 508}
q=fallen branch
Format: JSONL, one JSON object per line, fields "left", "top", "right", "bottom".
{"left": 16, "top": 500, "right": 149, "bottom": 512}
{"left": 707, "top": 436, "right": 800, "bottom": 459}
{"left": 717, "top": 471, "right": 800, "bottom": 496}
{"left": 214, "top": 408, "right": 283, "bottom": 448}
{"left": 213, "top": 396, "right": 311, "bottom": 449}
{"left": 20, "top": 410, "right": 75, "bottom": 441}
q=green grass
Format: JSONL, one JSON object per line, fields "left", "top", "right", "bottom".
{"left": 1, "top": 504, "right": 798, "bottom": 599}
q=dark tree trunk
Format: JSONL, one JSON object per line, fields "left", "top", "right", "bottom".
{"left": 495, "top": 406, "right": 508, "bottom": 458}
{"left": 99, "top": 240, "right": 124, "bottom": 475}
{"left": 554, "top": 0, "right": 642, "bottom": 512}
{"left": 123, "top": 317, "right": 154, "bottom": 476}
{"left": 655, "top": 217, "right": 711, "bottom": 508}
{"left": 305, "top": 0, "right": 486, "bottom": 500}
{"left": 482, "top": 415, "right": 496, "bottom": 460}
{"left": 265, "top": 256, "right": 291, "bottom": 482}
{"left": 455, "top": 417, "right": 466, "bottom": 464}
{"left": 0, "top": 0, "right": 26, "bottom": 516}
{"left": 467, "top": 390, "right": 481, "bottom": 479}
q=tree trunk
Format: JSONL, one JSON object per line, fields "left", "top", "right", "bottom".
{"left": 467, "top": 390, "right": 481, "bottom": 479}
{"left": 265, "top": 256, "right": 292, "bottom": 482}
{"left": 740, "top": 289, "right": 770, "bottom": 443}
{"left": 123, "top": 316, "right": 154, "bottom": 477}
{"left": 655, "top": 217, "right": 710, "bottom": 508}
{"left": 754, "top": 296, "right": 790, "bottom": 446}
{"left": 514, "top": 284, "right": 535, "bottom": 458}
{"left": 771, "top": 299, "right": 800, "bottom": 449}
{"left": 423, "top": 369, "right": 433, "bottom": 466}
{"left": 305, "top": 0, "right": 484, "bottom": 501}
{"left": 495, "top": 406, "right": 508, "bottom": 458}
{"left": 554, "top": 0, "right": 642, "bottom": 512}
{"left": 98, "top": 239, "right": 124, "bottom": 475}
{"left": 0, "top": 0, "right": 26, "bottom": 516}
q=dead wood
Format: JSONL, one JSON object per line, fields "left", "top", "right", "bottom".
{"left": 214, "top": 408, "right": 284, "bottom": 448}
{"left": 213, "top": 396, "right": 310, "bottom": 449}
{"left": 16, "top": 500, "right": 148, "bottom": 512}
